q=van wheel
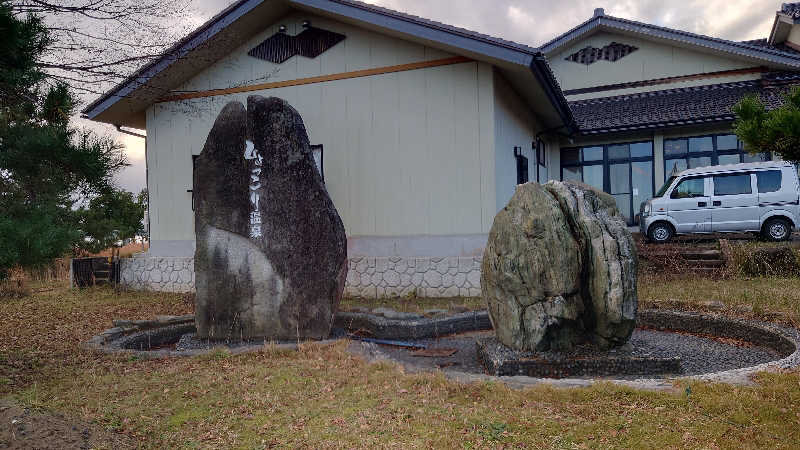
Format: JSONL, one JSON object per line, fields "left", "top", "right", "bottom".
{"left": 762, "top": 218, "right": 792, "bottom": 242}
{"left": 648, "top": 222, "right": 674, "bottom": 244}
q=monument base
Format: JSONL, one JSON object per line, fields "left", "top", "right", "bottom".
{"left": 476, "top": 337, "right": 682, "bottom": 379}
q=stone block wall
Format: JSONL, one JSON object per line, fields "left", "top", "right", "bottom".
{"left": 117, "top": 255, "right": 483, "bottom": 298}
{"left": 118, "top": 257, "right": 195, "bottom": 293}
{"left": 344, "top": 256, "right": 483, "bottom": 298}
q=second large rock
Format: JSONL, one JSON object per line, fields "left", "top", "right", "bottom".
{"left": 481, "top": 181, "right": 637, "bottom": 352}
{"left": 193, "top": 96, "right": 348, "bottom": 341}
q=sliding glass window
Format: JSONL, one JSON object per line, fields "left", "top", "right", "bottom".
{"left": 663, "top": 134, "right": 771, "bottom": 182}
{"left": 561, "top": 141, "right": 654, "bottom": 225}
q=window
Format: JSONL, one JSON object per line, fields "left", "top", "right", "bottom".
{"left": 583, "top": 165, "right": 603, "bottom": 190}
{"left": 582, "top": 146, "right": 603, "bottom": 161}
{"left": 714, "top": 174, "right": 751, "bottom": 196}
{"left": 716, "top": 134, "right": 738, "bottom": 150}
{"left": 516, "top": 153, "right": 529, "bottom": 184}
{"left": 671, "top": 177, "right": 705, "bottom": 199}
{"left": 663, "top": 134, "right": 771, "bottom": 181}
{"left": 757, "top": 170, "right": 782, "bottom": 193}
{"left": 689, "top": 137, "right": 713, "bottom": 153}
{"left": 560, "top": 140, "right": 653, "bottom": 224}
{"left": 310, "top": 144, "right": 324, "bottom": 182}
{"left": 535, "top": 138, "right": 547, "bottom": 182}
{"left": 191, "top": 155, "right": 198, "bottom": 211}
{"left": 657, "top": 176, "right": 677, "bottom": 197}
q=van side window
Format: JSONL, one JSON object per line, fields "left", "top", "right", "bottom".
{"left": 756, "top": 170, "right": 782, "bottom": 193}
{"left": 713, "top": 173, "right": 752, "bottom": 196}
{"left": 670, "top": 177, "right": 705, "bottom": 199}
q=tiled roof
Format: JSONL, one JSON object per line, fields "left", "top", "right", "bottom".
{"left": 782, "top": 3, "right": 800, "bottom": 19}
{"left": 540, "top": 14, "right": 800, "bottom": 65}
{"left": 741, "top": 38, "right": 800, "bottom": 56}
{"left": 569, "top": 77, "right": 800, "bottom": 135}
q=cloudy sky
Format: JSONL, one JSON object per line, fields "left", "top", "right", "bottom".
{"left": 108, "top": 0, "right": 784, "bottom": 194}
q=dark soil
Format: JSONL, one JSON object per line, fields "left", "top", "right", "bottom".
{"left": 0, "top": 398, "right": 131, "bottom": 449}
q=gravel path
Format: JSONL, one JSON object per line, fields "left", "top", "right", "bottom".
{"left": 356, "top": 328, "right": 783, "bottom": 379}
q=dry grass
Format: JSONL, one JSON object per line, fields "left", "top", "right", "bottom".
{"left": 0, "top": 280, "right": 798, "bottom": 448}
{"left": 89, "top": 241, "right": 149, "bottom": 258}
{"left": 639, "top": 273, "right": 800, "bottom": 326}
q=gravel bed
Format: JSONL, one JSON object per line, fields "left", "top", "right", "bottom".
{"left": 359, "top": 328, "right": 782, "bottom": 379}
{"left": 629, "top": 329, "right": 780, "bottom": 375}
{"left": 174, "top": 328, "right": 348, "bottom": 351}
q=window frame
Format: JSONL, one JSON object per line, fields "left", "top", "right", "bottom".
{"left": 560, "top": 140, "right": 655, "bottom": 223}
{"left": 663, "top": 133, "right": 771, "bottom": 182}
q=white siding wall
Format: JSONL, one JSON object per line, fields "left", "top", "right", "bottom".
{"left": 788, "top": 25, "right": 800, "bottom": 48}
{"left": 549, "top": 31, "right": 758, "bottom": 99}
{"left": 145, "top": 14, "right": 499, "bottom": 256}
{"left": 178, "top": 12, "right": 456, "bottom": 96}
{"left": 492, "top": 70, "right": 541, "bottom": 210}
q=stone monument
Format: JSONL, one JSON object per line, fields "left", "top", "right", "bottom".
{"left": 193, "top": 96, "right": 348, "bottom": 341}
{"left": 481, "top": 181, "right": 637, "bottom": 352}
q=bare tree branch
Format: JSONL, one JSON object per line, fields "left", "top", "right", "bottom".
{"left": 9, "top": 0, "right": 201, "bottom": 107}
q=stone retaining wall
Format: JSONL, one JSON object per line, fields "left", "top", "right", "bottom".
{"left": 116, "top": 255, "right": 483, "bottom": 298}
{"left": 344, "top": 256, "right": 483, "bottom": 298}
{"left": 118, "top": 257, "right": 195, "bottom": 293}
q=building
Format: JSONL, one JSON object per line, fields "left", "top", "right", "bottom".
{"left": 544, "top": 6, "right": 800, "bottom": 224}
{"left": 84, "top": 1, "right": 800, "bottom": 296}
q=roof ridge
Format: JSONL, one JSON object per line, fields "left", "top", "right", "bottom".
{"left": 538, "top": 15, "right": 599, "bottom": 50}
{"left": 541, "top": 13, "right": 800, "bottom": 62}
{"left": 604, "top": 14, "right": 800, "bottom": 60}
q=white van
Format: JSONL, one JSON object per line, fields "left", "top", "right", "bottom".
{"left": 640, "top": 161, "right": 799, "bottom": 243}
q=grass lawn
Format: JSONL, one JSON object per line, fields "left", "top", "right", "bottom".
{"left": 639, "top": 273, "right": 800, "bottom": 327}
{"left": 1, "top": 278, "right": 799, "bottom": 448}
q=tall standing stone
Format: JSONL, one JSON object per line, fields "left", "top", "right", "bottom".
{"left": 481, "top": 181, "right": 637, "bottom": 352}
{"left": 193, "top": 96, "right": 347, "bottom": 341}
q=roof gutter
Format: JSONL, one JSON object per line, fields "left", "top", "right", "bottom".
{"left": 579, "top": 115, "right": 736, "bottom": 136}
{"left": 529, "top": 53, "right": 578, "bottom": 136}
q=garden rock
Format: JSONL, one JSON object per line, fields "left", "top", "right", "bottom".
{"left": 193, "top": 96, "right": 347, "bottom": 341}
{"left": 481, "top": 181, "right": 637, "bottom": 352}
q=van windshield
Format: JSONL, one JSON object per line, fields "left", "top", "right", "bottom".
{"left": 655, "top": 176, "right": 676, "bottom": 198}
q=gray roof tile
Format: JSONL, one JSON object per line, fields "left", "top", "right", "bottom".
{"left": 741, "top": 38, "right": 800, "bottom": 56}
{"left": 569, "top": 76, "right": 800, "bottom": 134}
{"left": 782, "top": 3, "right": 800, "bottom": 19}
{"left": 541, "top": 14, "right": 800, "bottom": 63}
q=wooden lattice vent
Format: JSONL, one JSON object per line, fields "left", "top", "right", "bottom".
{"left": 565, "top": 42, "right": 639, "bottom": 65}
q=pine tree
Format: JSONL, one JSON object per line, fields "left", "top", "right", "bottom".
{"left": 0, "top": 2, "right": 139, "bottom": 278}
{"left": 733, "top": 87, "right": 800, "bottom": 162}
